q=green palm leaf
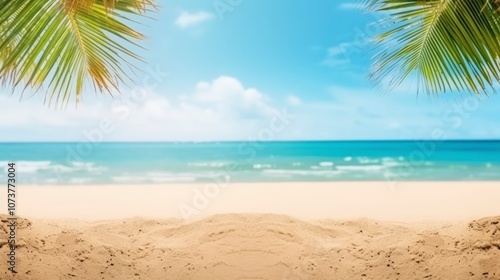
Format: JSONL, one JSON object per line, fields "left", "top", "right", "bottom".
{"left": 0, "top": 0, "right": 154, "bottom": 105}
{"left": 363, "top": 0, "right": 500, "bottom": 95}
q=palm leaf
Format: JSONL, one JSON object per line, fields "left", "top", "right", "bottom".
{"left": 363, "top": 0, "right": 500, "bottom": 95}
{"left": 0, "top": 0, "right": 155, "bottom": 106}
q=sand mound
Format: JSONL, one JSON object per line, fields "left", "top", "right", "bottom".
{"left": 1, "top": 214, "right": 500, "bottom": 279}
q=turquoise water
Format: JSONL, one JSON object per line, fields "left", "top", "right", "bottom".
{"left": 0, "top": 141, "right": 499, "bottom": 184}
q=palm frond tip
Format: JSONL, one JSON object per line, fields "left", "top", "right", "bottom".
{"left": 362, "top": 0, "right": 500, "bottom": 95}
{"left": 0, "top": 0, "right": 155, "bottom": 105}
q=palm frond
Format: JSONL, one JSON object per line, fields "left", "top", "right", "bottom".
{"left": 62, "top": 0, "right": 152, "bottom": 13}
{"left": 0, "top": 0, "right": 155, "bottom": 106}
{"left": 362, "top": 0, "right": 500, "bottom": 95}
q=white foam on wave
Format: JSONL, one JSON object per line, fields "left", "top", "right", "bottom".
{"left": 111, "top": 176, "right": 146, "bottom": 183}
{"left": 150, "top": 171, "right": 230, "bottom": 181}
{"left": 44, "top": 178, "right": 60, "bottom": 184}
{"left": 51, "top": 164, "right": 74, "bottom": 173}
{"left": 319, "top": 161, "right": 334, "bottom": 167}
{"left": 113, "top": 172, "right": 199, "bottom": 183}
{"left": 18, "top": 161, "right": 52, "bottom": 166}
{"left": 4, "top": 160, "right": 106, "bottom": 174}
{"left": 381, "top": 157, "right": 404, "bottom": 167}
{"left": 70, "top": 162, "right": 107, "bottom": 172}
{"left": 253, "top": 164, "right": 273, "bottom": 169}
{"left": 148, "top": 171, "right": 210, "bottom": 177}
{"left": 357, "top": 157, "right": 380, "bottom": 164}
{"left": 188, "top": 162, "right": 228, "bottom": 167}
{"left": 344, "top": 157, "right": 353, "bottom": 162}
{"left": 3, "top": 160, "right": 107, "bottom": 174}
{"left": 16, "top": 161, "right": 52, "bottom": 173}
{"left": 263, "top": 169, "right": 344, "bottom": 177}
{"left": 71, "top": 162, "right": 88, "bottom": 168}
{"left": 336, "top": 165, "right": 386, "bottom": 172}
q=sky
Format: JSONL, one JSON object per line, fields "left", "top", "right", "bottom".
{"left": 1, "top": 0, "right": 500, "bottom": 142}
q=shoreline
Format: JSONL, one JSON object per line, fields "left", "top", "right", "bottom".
{"left": 2, "top": 181, "right": 499, "bottom": 221}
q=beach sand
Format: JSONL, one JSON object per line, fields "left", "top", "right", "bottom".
{"left": 1, "top": 182, "right": 500, "bottom": 279}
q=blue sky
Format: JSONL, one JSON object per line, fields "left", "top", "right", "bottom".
{"left": 1, "top": 0, "right": 500, "bottom": 142}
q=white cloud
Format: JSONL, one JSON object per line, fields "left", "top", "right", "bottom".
{"left": 2, "top": 79, "right": 500, "bottom": 141}
{"left": 110, "top": 76, "right": 291, "bottom": 141}
{"left": 0, "top": 76, "right": 297, "bottom": 141}
{"left": 294, "top": 85, "right": 500, "bottom": 140}
{"left": 287, "top": 95, "right": 302, "bottom": 107}
{"left": 190, "top": 76, "right": 275, "bottom": 117}
{"left": 175, "top": 11, "right": 215, "bottom": 29}
{"left": 0, "top": 95, "right": 107, "bottom": 128}
{"left": 323, "top": 42, "right": 354, "bottom": 67}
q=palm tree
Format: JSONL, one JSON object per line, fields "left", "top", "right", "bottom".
{"left": 0, "top": 0, "right": 154, "bottom": 105}
{"left": 363, "top": 0, "right": 500, "bottom": 95}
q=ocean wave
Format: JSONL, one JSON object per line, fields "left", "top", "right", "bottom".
{"left": 111, "top": 176, "right": 149, "bottom": 183}
{"left": 113, "top": 173, "right": 200, "bottom": 183}
{"left": 148, "top": 171, "right": 224, "bottom": 177}
{"left": 335, "top": 165, "right": 386, "bottom": 172}
{"left": 188, "top": 162, "right": 229, "bottom": 167}
{"left": 69, "top": 162, "right": 107, "bottom": 172}
{"left": 2, "top": 160, "right": 106, "bottom": 174}
{"left": 43, "top": 178, "right": 61, "bottom": 184}
{"left": 382, "top": 157, "right": 399, "bottom": 162}
{"left": 15, "top": 161, "right": 52, "bottom": 173}
{"left": 449, "top": 165, "right": 469, "bottom": 169}
{"left": 357, "top": 157, "right": 380, "bottom": 164}
{"left": 310, "top": 162, "right": 335, "bottom": 170}
{"left": 263, "top": 169, "right": 345, "bottom": 177}
{"left": 380, "top": 158, "right": 404, "bottom": 167}
{"left": 149, "top": 171, "right": 229, "bottom": 182}
{"left": 253, "top": 164, "right": 273, "bottom": 169}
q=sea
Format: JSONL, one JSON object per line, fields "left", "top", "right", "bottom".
{"left": 0, "top": 141, "right": 499, "bottom": 184}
